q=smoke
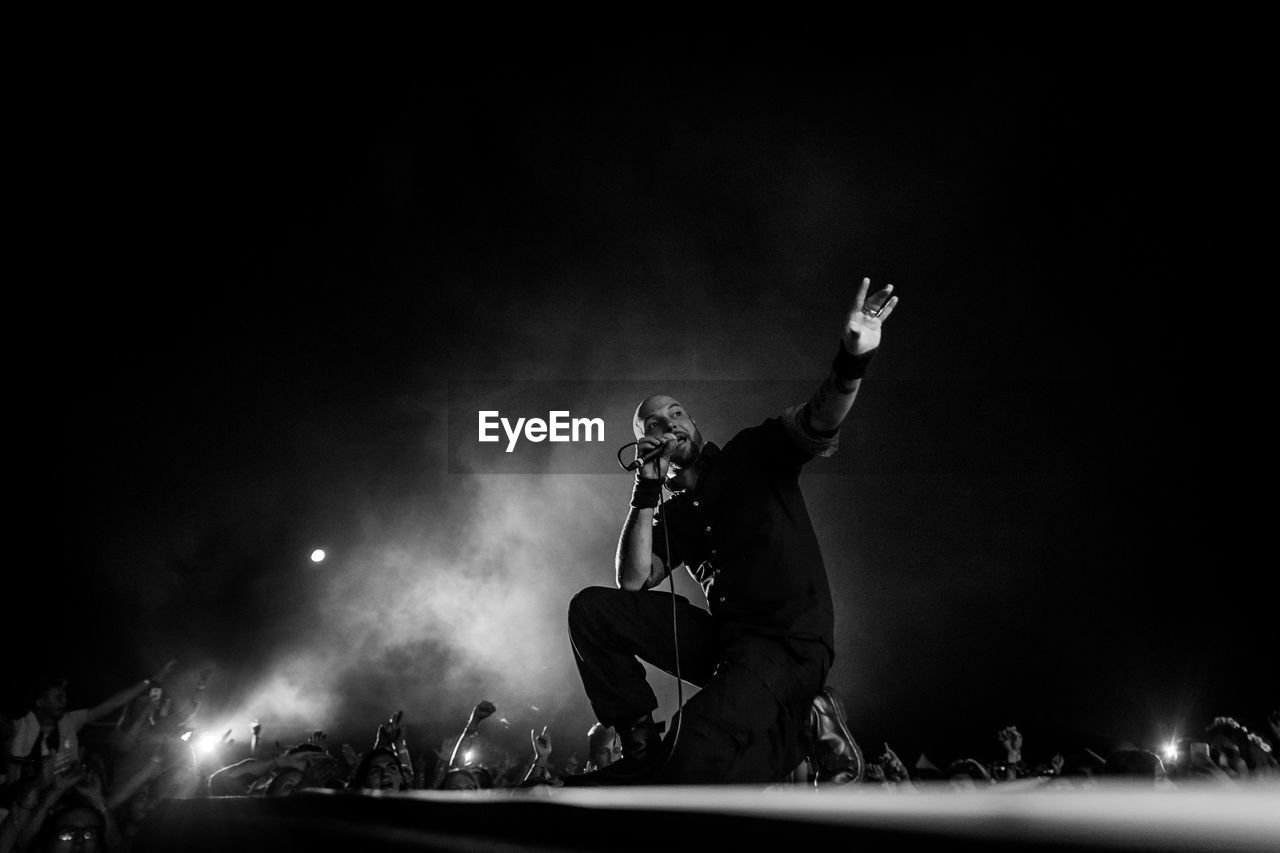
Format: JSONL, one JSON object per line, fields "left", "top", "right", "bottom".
{"left": 185, "top": 464, "right": 626, "bottom": 751}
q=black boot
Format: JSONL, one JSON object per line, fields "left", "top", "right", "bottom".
{"left": 806, "top": 687, "right": 864, "bottom": 785}
{"left": 562, "top": 714, "right": 663, "bottom": 787}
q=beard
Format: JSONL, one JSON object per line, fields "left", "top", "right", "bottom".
{"left": 668, "top": 435, "right": 702, "bottom": 467}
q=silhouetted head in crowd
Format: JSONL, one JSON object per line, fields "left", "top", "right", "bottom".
{"left": 40, "top": 793, "right": 104, "bottom": 853}
{"left": 31, "top": 675, "right": 70, "bottom": 723}
{"left": 587, "top": 723, "right": 622, "bottom": 771}
{"left": 440, "top": 767, "right": 492, "bottom": 790}
{"left": 121, "top": 784, "right": 151, "bottom": 828}
{"left": 943, "top": 759, "right": 990, "bottom": 791}
{"left": 267, "top": 743, "right": 334, "bottom": 796}
{"left": 349, "top": 747, "right": 407, "bottom": 792}
{"left": 266, "top": 767, "right": 304, "bottom": 797}
{"left": 1202, "top": 716, "right": 1279, "bottom": 777}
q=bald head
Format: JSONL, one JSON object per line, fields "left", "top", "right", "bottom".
{"left": 633, "top": 394, "right": 684, "bottom": 439}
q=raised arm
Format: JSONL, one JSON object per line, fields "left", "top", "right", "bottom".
{"left": 446, "top": 701, "right": 496, "bottom": 769}
{"left": 86, "top": 660, "right": 175, "bottom": 725}
{"left": 520, "top": 726, "right": 558, "bottom": 785}
{"left": 805, "top": 278, "right": 899, "bottom": 434}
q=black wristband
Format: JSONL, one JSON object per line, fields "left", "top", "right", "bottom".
{"left": 833, "top": 341, "right": 874, "bottom": 381}
{"left": 631, "top": 477, "right": 663, "bottom": 509}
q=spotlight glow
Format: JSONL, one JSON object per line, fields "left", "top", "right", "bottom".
{"left": 1163, "top": 741, "right": 1178, "bottom": 762}
{"left": 196, "top": 731, "right": 222, "bottom": 758}
{"left": 311, "top": 549, "right": 326, "bottom": 563}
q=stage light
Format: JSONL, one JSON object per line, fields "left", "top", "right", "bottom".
{"left": 1163, "top": 741, "right": 1178, "bottom": 762}
{"left": 196, "top": 731, "right": 222, "bottom": 758}
{"left": 311, "top": 549, "right": 326, "bottom": 563}
{"left": 464, "top": 750, "right": 474, "bottom": 764}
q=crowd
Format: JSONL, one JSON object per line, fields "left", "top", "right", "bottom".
{"left": 1, "top": 662, "right": 1276, "bottom": 852}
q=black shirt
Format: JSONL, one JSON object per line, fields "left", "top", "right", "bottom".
{"left": 651, "top": 414, "right": 836, "bottom": 657}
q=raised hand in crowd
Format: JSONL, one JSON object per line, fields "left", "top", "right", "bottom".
{"left": 996, "top": 726, "right": 1023, "bottom": 763}
{"left": 341, "top": 743, "right": 362, "bottom": 775}
{"left": 7, "top": 658, "right": 178, "bottom": 787}
{"left": 994, "top": 725, "right": 1025, "bottom": 780}
{"left": 14, "top": 764, "right": 83, "bottom": 850}
{"left": 374, "top": 713, "right": 414, "bottom": 779}
{"left": 374, "top": 713, "right": 401, "bottom": 750}
{"left": 520, "top": 726, "right": 560, "bottom": 787}
{"left": 467, "top": 701, "right": 496, "bottom": 732}
{"left": 447, "top": 701, "right": 496, "bottom": 769}
{"left": 878, "top": 743, "right": 910, "bottom": 783}
{"left": 73, "top": 764, "right": 122, "bottom": 850}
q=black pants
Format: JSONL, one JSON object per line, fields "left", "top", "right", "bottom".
{"left": 567, "top": 585, "right": 828, "bottom": 784}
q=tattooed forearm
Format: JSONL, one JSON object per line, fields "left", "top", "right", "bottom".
{"left": 807, "top": 370, "right": 861, "bottom": 433}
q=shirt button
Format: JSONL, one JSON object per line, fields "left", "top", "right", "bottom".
{"left": 704, "top": 526, "right": 711, "bottom": 533}
{"left": 711, "top": 549, "right": 717, "bottom": 555}
{"left": 718, "top": 596, "right": 726, "bottom": 603}
{"left": 692, "top": 501, "right": 699, "bottom": 507}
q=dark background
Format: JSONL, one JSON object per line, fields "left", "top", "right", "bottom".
{"left": 12, "top": 34, "right": 1255, "bottom": 770}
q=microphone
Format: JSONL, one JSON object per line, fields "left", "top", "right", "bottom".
{"left": 621, "top": 433, "right": 677, "bottom": 472}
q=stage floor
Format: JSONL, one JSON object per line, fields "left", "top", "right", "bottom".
{"left": 139, "top": 780, "right": 1280, "bottom": 852}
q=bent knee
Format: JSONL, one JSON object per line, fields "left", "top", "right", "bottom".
{"left": 567, "top": 585, "right": 624, "bottom": 626}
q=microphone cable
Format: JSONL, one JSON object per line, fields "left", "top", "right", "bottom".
{"left": 656, "top": 480, "right": 684, "bottom": 776}
{"left": 616, "top": 440, "right": 684, "bottom": 776}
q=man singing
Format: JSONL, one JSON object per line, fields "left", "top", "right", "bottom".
{"left": 566, "top": 277, "right": 899, "bottom": 785}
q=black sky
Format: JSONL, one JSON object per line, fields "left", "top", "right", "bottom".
{"left": 14, "top": 35, "right": 1255, "bottom": 766}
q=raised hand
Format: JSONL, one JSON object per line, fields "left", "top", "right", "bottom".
{"left": 997, "top": 725, "right": 1023, "bottom": 759}
{"left": 150, "top": 659, "right": 177, "bottom": 684}
{"left": 635, "top": 433, "right": 677, "bottom": 481}
{"left": 878, "top": 743, "right": 909, "bottom": 782}
{"left": 843, "top": 277, "right": 898, "bottom": 356}
{"left": 531, "top": 726, "right": 552, "bottom": 761}
{"left": 76, "top": 768, "right": 107, "bottom": 810}
{"left": 52, "top": 764, "right": 84, "bottom": 792}
{"left": 469, "top": 701, "right": 496, "bottom": 727}
{"left": 385, "top": 712, "right": 403, "bottom": 744}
